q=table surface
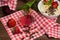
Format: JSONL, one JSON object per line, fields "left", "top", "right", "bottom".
{"left": 0, "top": 0, "right": 60, "bottom": 40}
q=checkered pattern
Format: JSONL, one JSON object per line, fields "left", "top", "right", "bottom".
{"left": 0, "top": 9, "right": 45, "bottom": 40}
{"left": 0, "top": 9, "right": 60, "bottom": 40}
{"left": 0, "top": 0, "right": 17, "bottom": 10}
{"left": 36, "top": 12, "right": 60, "bottom": 38}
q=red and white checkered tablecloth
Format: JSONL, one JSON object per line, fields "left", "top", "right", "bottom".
{"left": 36, "top": 12, "right": 60, "bottom": 38}
{"left": 0, "top": 9, "right": 60, "bottom": 40}
{"left": 0, "top": 9, "right": 45, "bottom": 40}
{"left": 0, "top": 0, "right": 17, "bottom": 10}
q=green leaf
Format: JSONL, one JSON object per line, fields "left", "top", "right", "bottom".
{"left": 26, "top": 0, "right": 35, "bottom": 8}
{"left": 32, "top": 0, "right": 39, "bottom": 11}
{"left": 45, "top": 0, "right": 52, "bottom": 5}
{"left": 17, "top": 0, "right": 36, "bottom": 11}
{"left": 21, "top": 4, "right": 29, "bottom": 11}
{"left": 48, "top": 0, "right": 52, "bottom": 5}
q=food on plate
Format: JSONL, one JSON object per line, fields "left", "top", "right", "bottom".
{"left": 40, "top": 0, "right": 60, "bottom": 16}
{"left": 11, "top": 26, "right": 20, "bottom": 34}
{"left": 40, "top": 5, "right": 50, "bottom": 13}
{"left": 52, "top": 2, "right": 58, "bottom": 9}
{"left": 43, "top": 0, "right": 54, "bottom": 5}
{"left": 44, "top": 0, "right": 47, "bottom": 2}
{"left": 20, "top": 15, "right": 34, "bottom": 26}
{"left": 7, "top": 18, "right": 16, "bottom": 28}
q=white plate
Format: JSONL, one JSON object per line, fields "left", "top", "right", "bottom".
{"left": 38, "top": 0, "right": 60, "bottom": 18}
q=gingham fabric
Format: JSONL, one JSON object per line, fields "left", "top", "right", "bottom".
{"left": 0, "top": 9, "right": 60, "bottom": 40}
{"left": 36, "top": 13, "right": 60, "bottom": 38}
{"left": 0, "top": 9, "right": 45, "bottom": 40}
{"left": 0, "top": 0, "right": 17, "bottom": 10}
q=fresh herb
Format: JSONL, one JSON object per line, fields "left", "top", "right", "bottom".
{"left": 32, "top": 0, "right": 39, "bottom": 11}
{"left": 17, "top": 0, "right": 39, "bottom": 12}
{"left": 44, "top": 0, "right": 52, "bottom": 5}
{"left": 17, "top": 0, "right": 36, "bottom": 11}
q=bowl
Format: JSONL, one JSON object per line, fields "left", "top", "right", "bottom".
{"left": 38, "top": 0, "right": 60, "bottom": 19}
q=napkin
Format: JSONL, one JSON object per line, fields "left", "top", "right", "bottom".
{"left": 0, "top": 0, "right": 17, "bottom": 10}
{"left": 0, "top": 9, "right": 45, "bottom": 40}
{"left": 0, "top": 9, "right": 60, "bottom": 40}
